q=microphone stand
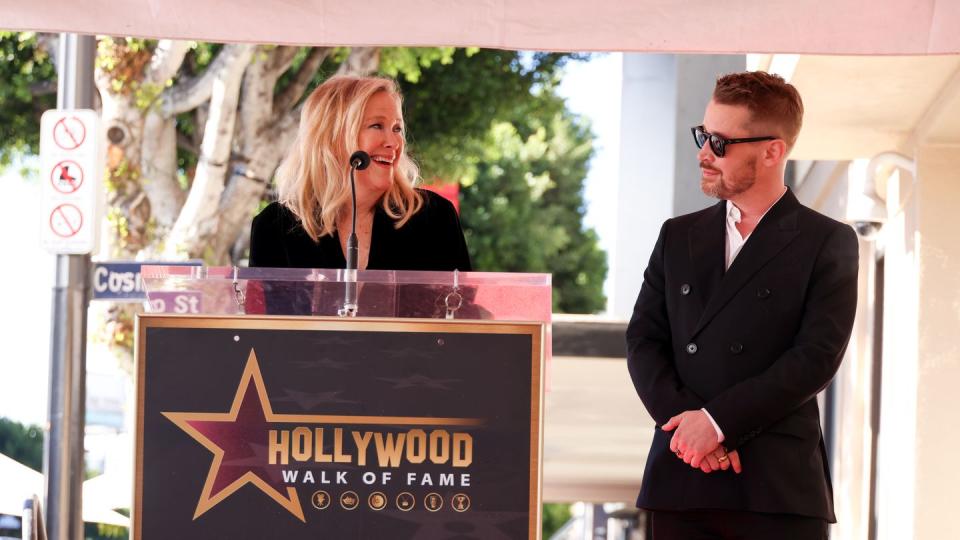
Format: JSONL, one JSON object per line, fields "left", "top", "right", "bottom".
{"left": 339, "top": 151, "right": 369, "bottom": 317}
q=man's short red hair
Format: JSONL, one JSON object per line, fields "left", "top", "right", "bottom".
{"left": 713, "top": 71, "right": 804, "bottom": 149}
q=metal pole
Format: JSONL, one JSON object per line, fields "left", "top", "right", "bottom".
{"left": 43, "top": 32, "right": 95, "bottom": 540}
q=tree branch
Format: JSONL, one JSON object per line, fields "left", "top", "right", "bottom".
{"left": 274, "top": 47, "right": 330, "bottom": 114}
{"left": 239, "top": 46, "right": 290, "bottom": 142}
{"left": 335, "top": 47, "right": 380, "bottom": 77}
{"left": 145, "top": 40, "right": 191, "bottom": 86}
{"left": 264, "top": 46, "right": 301, "bottom": 79}
{"left": 212, "top": 113, "right": 298, "bottom": 262}
{"left": 160, "top": 43, "right": 253, "bottom": 118}
{"left": 211, "top": 171, "right": 267, "bottom": 262}
{"left": 176, "top": 131, "right": 200, "bottom": 156}
{"left": 35, "top": 33, "right": 59, "bottom": 72}
{"left": 236, "top": 46, "right": 319, "bottom": 170}
{"left": 141, "top": 111, "right": 187, "bottom": 230}
{"left": 30, "top": 80, "right": 57, "bottom": 96}
{"left": 193, "top": 103, "right": 209, "bottom": 150}
{"left": 163, "top": 43, "right": 255, "bottom": 257}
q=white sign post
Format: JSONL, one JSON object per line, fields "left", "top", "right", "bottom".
{"left": 40, "top": 109, "right": 100, "bottom": 254}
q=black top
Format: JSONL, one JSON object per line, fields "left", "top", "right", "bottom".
{"left": 249, "top": 189, "right": 472, "bottom": 271}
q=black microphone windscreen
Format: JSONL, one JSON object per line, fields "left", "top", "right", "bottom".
{"left": 350, "top": 151, "right": 371, "bottom": 171}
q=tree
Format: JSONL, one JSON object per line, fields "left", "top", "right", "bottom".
{"left": 0, "top": 32, "right": 56, "bottom": 170}
{"left": 85, "top": 39, "right": 457, "bottom": 264}
{"left": 400, "top": 49, "right": 607, "bottom": 312}
{"left": 399, "top": 49, "right": 570, "bottom": 184}
{"left": 0, "top": 417, "right": 43, "bottom": 471}
{"left": 0, "top": 34, "right": 605, "bottom": 328}
{"left": 29, "top": 37, "right": 460, "bottom": 353}
{"left": 542, "top": 502, "right": 573, "bottom": 537}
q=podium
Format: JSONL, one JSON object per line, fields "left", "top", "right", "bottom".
{"left": 134, "top": 266, "right": 551, "bottom": 540}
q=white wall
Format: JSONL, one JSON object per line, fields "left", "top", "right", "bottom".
{"left": 610, "top": 54, "right": 677, "bottom": 319}
{"left": 874, "top": 162, "right": 921, "bottom": 540}
{"left": 909, "top": 145, "right": 960, "bottom": 540}
{"left": 610, "top": 54, "right": 744, "bottom": 319}
{"left": 672, "top": 55, "right": 745, "bottom": 216}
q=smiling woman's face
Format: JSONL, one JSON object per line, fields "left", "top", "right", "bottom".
{"left": 354, "top": 91, "right": 405, "bottom": 202}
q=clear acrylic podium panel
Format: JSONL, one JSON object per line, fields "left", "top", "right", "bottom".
{"left": 141, "top": 265, "right": 552, "bottom": 357}
{"left": 140, "top": 266, "right": 551, "bottom": 319}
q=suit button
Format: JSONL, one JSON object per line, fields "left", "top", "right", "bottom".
{"left": 686, "top": 343, "right": 698, "bottom": 354}
{"left": 680, "top": 284, "right": 691, "bottom": 295}
{"left": 730, "top": 342, "right": 743, "bottom": 354}
{"left": 757, "top": 287, "right": 771, "bottom": 299}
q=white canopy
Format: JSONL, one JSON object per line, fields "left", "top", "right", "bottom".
{"left": 0, "top": 453, "right": 129, "bottom": 528}
{"left": 3, "top": 0, "right": 959, "bottom": 54}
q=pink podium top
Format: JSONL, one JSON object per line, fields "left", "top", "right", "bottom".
{"left": 140, "top": 265, "right": 553, "bottom": 361}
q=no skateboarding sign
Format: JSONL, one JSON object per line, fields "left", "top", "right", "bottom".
{"left": 40, "top": 110, "right": 100, "bottom": 254}
{"left": 50, "top": 160, "right": 84, "bottom": 194}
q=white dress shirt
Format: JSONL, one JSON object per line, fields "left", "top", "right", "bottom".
{"left": 702, "top": 188, "right": 788, "bottom": 443}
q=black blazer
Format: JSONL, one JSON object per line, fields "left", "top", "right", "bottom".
{"left": 249, "top": 189, "right": 472, "bottom": 272}
{"left": 626, "top": 189, "right": 859, "bottom": 521}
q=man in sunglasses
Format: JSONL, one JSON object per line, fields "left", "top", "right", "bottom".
{"left": 626, "top": 71, "right": 859, "bottom": 539}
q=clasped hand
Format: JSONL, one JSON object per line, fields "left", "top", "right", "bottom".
{"left": 662, "top": 410, "right": 742, "bottom": 474}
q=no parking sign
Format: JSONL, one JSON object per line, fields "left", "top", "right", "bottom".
{"left": 40, "top": 109, "right": 100, "bottom": 254}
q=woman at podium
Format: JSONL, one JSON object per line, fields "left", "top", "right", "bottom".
{"left": 249, "top": 75, "right": 471, "bottom": 272}
{"left": 247, "top": 76, "right": 475, "bottom": 317}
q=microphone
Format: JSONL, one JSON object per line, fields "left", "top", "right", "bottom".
{"left": 340, "top": 151, "right": 370, "bottom": 317}
{"left": 350, "top": 150, "right": 370, "bottom": 171}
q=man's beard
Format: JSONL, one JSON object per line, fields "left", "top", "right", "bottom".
{"left": 700, "top": 157, "right": 757, "bottom": 199}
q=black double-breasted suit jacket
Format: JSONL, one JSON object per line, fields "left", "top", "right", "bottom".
{"left": 626, "top": 189, "right": 859, "bottom": 521}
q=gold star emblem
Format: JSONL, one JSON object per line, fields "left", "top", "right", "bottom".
{"left": 162, "top": 348, "right": 483, "bottom": 523}
{"left": 162, "top": 350, "right": 305, "bottom": 521}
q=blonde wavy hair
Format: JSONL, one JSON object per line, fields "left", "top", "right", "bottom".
{"left": 275, "top": 76, "right": 423, "bottom": 242}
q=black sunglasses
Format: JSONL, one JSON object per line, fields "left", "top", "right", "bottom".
{"left": 691, "top": 125, "right": 776, "bottom": 157}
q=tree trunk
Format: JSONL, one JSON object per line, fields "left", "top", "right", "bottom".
{"left": 217, "top": 46, "right": 382, "bottom": 262}
{"left": 210, "top": 46, "right": 333, "bottom": 263}
{"left": 337, "top": 47, "right": 380, "bottom": 76}
{"left": 163, "top": 43, "right": 255, "bottom": 260}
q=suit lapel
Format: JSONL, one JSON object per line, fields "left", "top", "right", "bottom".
{"left": 688, "top": 201, "right": 726, "bottom": 313}
{"left": 692, "top": 190, "right": 802, "bottom": 336}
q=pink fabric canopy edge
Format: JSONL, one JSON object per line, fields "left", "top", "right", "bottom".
{"left": 2, "top": 0, "right": 959, "bottom": 54}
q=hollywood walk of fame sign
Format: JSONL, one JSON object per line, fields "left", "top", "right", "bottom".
{"left": 134, "top": 315, "right": 544, "bottom": 539}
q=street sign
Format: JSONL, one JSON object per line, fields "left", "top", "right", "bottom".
{"left": 40, "top": 109, "right": 100, "bottom": 254}
{"left": 91, "top": 261, "right": 202, "bottom": 302}
{"left": 147, "top": 291, "right": 203, "bottom": 314}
